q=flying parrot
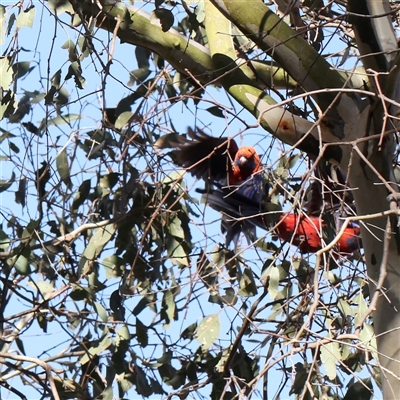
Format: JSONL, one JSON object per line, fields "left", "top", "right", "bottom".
{"left": 167, "top": 127, "right": 268, "bottom": 245}
{"left": 169, "top": 127, "right": 262, "bottom": 185}
{"left": 167, "top": 128, "right": 362, "bottom": 254}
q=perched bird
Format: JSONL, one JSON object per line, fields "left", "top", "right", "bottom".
{"left": 166, "top": 128, "right": 362, "bottom": 254}
{"left": 275, "top": 213, "right": 323, "bottom": 253}
{"left": 275, "top": 212, "right": 362, "bottom": 254}
{"left": 335, "top": 216, "right": 362, "bottom": 254}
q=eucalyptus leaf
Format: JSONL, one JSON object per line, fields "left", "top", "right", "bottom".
{"left": 196, "top": 314, "right": 220, "bottom": 350}
{"left": 321, "top": 334, "right": 341, "bottom": 380}
{"left": 16, "top": 6, "right": 35, "bottom": 29}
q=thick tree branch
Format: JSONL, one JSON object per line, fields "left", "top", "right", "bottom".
{"left": 204, "top": 0, "right": 343, "bottom": 161}
{"left": 209, "top": 0, "right": 362, "bottom": 130}
{"left": 347, "top": 0, "right": 398, "bottom": 86}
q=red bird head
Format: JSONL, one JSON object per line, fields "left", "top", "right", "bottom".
{"left": 231, "top": 146, "right": 261, "bottom": 183}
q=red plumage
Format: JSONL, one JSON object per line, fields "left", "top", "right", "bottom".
{"left": 167, "top": 127, "right": 362, "bottom": 254}
{"left": 276, "top": 213, "right": 323, "bottom": 253}
{"left": 337, "top": 224, "right": 362, "bottom": 254}
{"left": 275, "top": 213, "right": 362, "bottom": 254}
{"left": 230, "top": 146, "right": 261, "bottom": 184}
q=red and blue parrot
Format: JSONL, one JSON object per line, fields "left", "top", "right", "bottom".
{"left": 168, "top": 128, "right": 362, "bottom": 254}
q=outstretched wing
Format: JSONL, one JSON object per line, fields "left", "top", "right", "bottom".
{"left": 171, "top": 128, "right": 239, "bottom": 183}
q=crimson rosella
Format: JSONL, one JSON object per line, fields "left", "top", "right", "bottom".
{"left": 171, "top": 127, "right": 261, "bottom": 185}
{"left": 170, "top": 128, "right": 265, "bottom": 246}
{"left": 168, "top": 128, "right": 362, "bottom": 254}
{"left": 276, "top": 212, "right": 362, "bottom": 254}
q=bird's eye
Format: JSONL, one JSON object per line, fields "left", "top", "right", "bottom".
{"left": 297, "top": 235, "right": 306, "bottom": 242}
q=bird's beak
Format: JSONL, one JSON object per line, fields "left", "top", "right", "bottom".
{"left": 236, "top": 155, "right": 248, "bottom": 166}
{"left": 236, "top": 155, "right": 257, "bottom": 171}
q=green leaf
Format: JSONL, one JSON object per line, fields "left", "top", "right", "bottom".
{"left": 354, "top": 291, "right": 369, "bottom": 326}
{"left": 98, "top": 172, "right": 120, "bottom": 197}
{"left": 69, "top": 284, "right": 94, "bottom": 301}
{"left": 221, "top": 287, "right": 237, "bottom": 305}
{"left": 0, "top": 227, "right": 10, "bottom": 251}
{"left": 16, "top": 5, "right": 35, "bottom": 29}
{"left": 8, "top": 141, "right": 19, "bottom": 153}
{"left": 15, "top": 337, "right": 26, "bottom": 355}
{"left": 56, "top": 148, "right": 72, "bottom": 188}
{"left": 165, "top": 82, "right": 177, "bottom": 103}
{"left": 196, "top": 314, "right": 220, "bottom": 350}
{"left": 166, "top": 236, "right": 189, "bottom": 266}
{"left": 206, "top": 106, "right": 224, "bottom": 118}
{"left": 135, "top": 47, "right": 150, "bottom": 69}
{"left": 37, "top": 314, "right": 48, "bottom": 333}
{"left": 320, "top": 334, "right": 341, "bottom": 380}
{"left": 151, "top": 9, "right": 174, "bottom": 32}
{"left": 288, "top": 153, "right": 301, "bottom": 169}
{"left": 101, "top": 255, "right": 125, "bottom": 279}
{"left": 78, "top": 228, "right": 116, "bottom": 276}
{"left": 0, "top": 128, "right": 15, "bottom": 143}
{"left": 0, "top": 90, "right": 16, "bottom": 120}
{"left": 289, "top": 363, "right": 308, "bottom": 395}
{"left": 238, "top": 268, "right": 258, "bottom": 297}
{"left": 15, "top": 177, "right": 26, "bottom": 207}
{"left": 115, "top": 111, "right": 133, "bottom": 129}
{"left": 116, "top": 324, "right": 130, "bottom": 352}
{"left": 359, "top": 323, "right": 378, "bottom": 361}
{"left": 71, "top": 179, "right": 91, "bottom": 210}
{"left": 168, "top": 215, "right": 185, "bottom": 239}
{"left": 77, "top": 36, "right": 92, "bottom": 60}
{"left": 101, "top": 386, "right": 114, "bottom": 400}
{"left": 35, "top": 281, "right": 55, "bottom": 296}
{"left": 79, "top": 225, "right": 117, "bottom": 276}
{"left": 80, "top": 334, "right": 113, "bottom": 365}
{"left": 88, "top": 271, "right": 107, "bottom": 293}
{"left": 343, "top": 378, "right": 373, "bottom": 400}
{"left": 51, "top": 69, "right": 62, "bottom": 89}
{"left": 194, "top": 0, "right": 205, "bottom": 23}
{"left": 132, "top": 296, "right": 153, "bottom": 316}
{"left": 61, "top": 39, "right": 77, "bottom": 59}
{"left": 94, "top": 302, "right": 108, "bottom": 322}
{"left": 65, "top": 61, "right": 86, "bottom": 89}
{"left": 85, "top": 227, "right": 117, "bottom": 258}
{"left": 48, "top": 0, "right": 74, "bottom": 14}
{"left": 136, "top": 318, "right": 148, "bottom": 347}
{"left": 128, "top": 68, "right": 151, "bottom": 86}
{"left": 6, "top": 13, "right": 16, "bottom": 36}
{"left": 9, "top": 254, "right": 31, "bottom": 275}
{"left": 265, "top": 265, "right": 280, "bottom": 299}
{"left": 40, "top": 113, "right": 81, "bottom": 131}
{"left": 181, "top": 322, "right": 197, "bottom": 340}
{"left": 161, "top": 289, "right": 176, "bottom": 327}
{"left": 0, "top": 172, "right": 15, "bottom": 192}
{"left": 338, "top": 296, "right": 353, "bottom": 317}
{"left": 0, "top": 57, "right": 13, "bottom": 89}
{"left": 12, "top": 61, "right": 34, "bottom": 80}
